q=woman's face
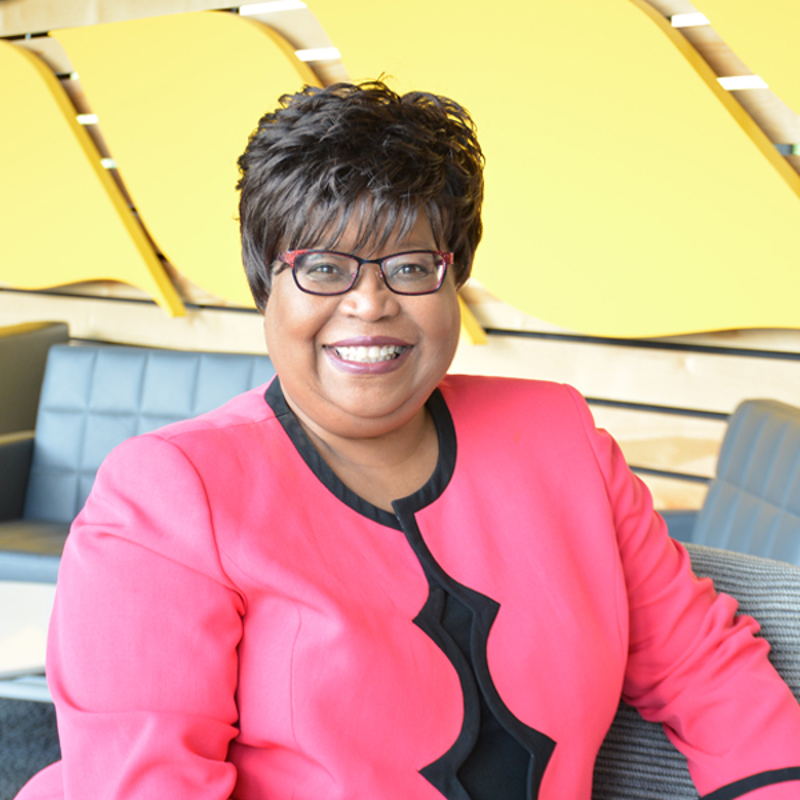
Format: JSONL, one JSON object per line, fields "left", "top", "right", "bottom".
{"left": 263, "top": 212, "right": 461, "bottom": 442}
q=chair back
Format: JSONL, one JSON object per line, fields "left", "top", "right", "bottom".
{"left": 692, "top": 399, "right": 800, "bottom": 566}
{"left": 23, "top": 344, "right": 274, "bottom": 524}
{"left": 593, "top": 542, "right": 800, "bottom": 799}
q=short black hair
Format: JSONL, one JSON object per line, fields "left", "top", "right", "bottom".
{"left": 237, "top": 80, "right": 484, "bottom": 310}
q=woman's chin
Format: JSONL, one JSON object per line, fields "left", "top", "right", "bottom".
{"left": 295, "top": 385, "right": 429, "bottom": 442}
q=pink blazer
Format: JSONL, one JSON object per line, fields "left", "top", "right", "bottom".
{"left": 18, "top": 376, "right": 800, "bottom": 799}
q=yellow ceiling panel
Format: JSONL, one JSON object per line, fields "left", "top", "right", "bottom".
{"left": 695, "top": 0, "right": 800, "bottom": 116}
{"left": 311, "top": 0, "right": 800, "bottom": 337}
{"left": 54, "top": 11, "right": 319, "bottom": 308}
{"left": 0, "top": 41, "right": 184, "bottom": 316}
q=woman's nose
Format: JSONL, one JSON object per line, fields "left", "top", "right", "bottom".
{"left": 340, "top": 266, "right": 400, "bottom": 319}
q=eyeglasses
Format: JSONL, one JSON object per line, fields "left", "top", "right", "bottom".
{"left": 276, "top": 249, "right": 453, "bottom": 296}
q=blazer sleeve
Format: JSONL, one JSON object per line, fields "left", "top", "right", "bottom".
{"left": 566, "top": 386, "right": 800, "bottom": 800}
{"left": 46, "top": 433, "right": 246, "bottom": 799}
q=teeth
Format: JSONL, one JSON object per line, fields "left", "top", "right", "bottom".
{"left": 334, "top": 345, "right": 405, "bottom": 363}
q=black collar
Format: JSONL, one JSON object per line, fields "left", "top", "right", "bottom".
{"left": 264, "top": 378, "right": 456, "bottom": 530}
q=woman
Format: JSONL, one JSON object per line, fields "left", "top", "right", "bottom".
{"left": 18, "top": 82, "right": 800, "bottom": 799}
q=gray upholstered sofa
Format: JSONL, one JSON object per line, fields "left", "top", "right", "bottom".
{"left": 663, "top": 399, "right": 800, "bottom": 567}
{"left": 0, "top": 343, "right": 275, "bottom": 584}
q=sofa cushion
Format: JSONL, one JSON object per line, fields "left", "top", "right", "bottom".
{"left": 23, "top": 345, "right": 274, "bottom": 524}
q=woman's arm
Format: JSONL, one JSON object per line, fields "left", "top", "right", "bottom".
{"left": 47, "top": 433, "right": 246, "bottom": 799}
{"left": 567, "top": 385, "right": 800, "bottom": 799}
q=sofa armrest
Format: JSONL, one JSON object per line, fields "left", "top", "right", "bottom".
{"left": 0, "top": 431, "right": 34, "bottom": 521}
{"left": 659, "top": 509, "right": 698, "bottom": 543}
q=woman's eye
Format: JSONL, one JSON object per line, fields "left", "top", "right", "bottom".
{"left": 308, "top": 263, "right": 341, "bottom": 275}
{"left": 387, "top": 260, "right": 433, "bottom": 279}
{"left": 298, "top": 256, "right": 349, "bottom": 281}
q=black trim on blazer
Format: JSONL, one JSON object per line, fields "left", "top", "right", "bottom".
{"left": 265, "top": 378, "right": 456, "bottom": 530}
{"left": 265, "top": 378, "right": 400, "bottom": 529}
{"left": 702, "top": 767, "right": 800, "bottom": 799}
{"left": 265, "top": 378, "right": 555, "bottom": 799}
{"left": 395, "top": 506, "right": 556, "bottom": 800}
{"left": 413, "top": 585, "right": 482, "bottom": 800}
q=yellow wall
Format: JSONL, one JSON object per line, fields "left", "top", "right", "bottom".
{"left": 2, "top": 1, "right": 800, "bottom": 336}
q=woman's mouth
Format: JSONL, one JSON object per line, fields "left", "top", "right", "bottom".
{"left": 331, "top": 344, "right": 408, "bottom": 364}
{"left": 323, "top": 341, "right": 413, "bottom": 373}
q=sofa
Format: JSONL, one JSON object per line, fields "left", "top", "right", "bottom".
{"left": 0, "top": 342, "right": 275, "bottom": 584}
{"left": 663, "top": 398, "right": 800, "bottom": 567}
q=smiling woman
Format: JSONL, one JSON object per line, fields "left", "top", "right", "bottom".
{"left": 262, "top": 210, "right": 461, "bottom": 509}
{"left": 263, "top": 210, "right": 461, "bottom": 495}
{"left": 240, "top": 83, "right": 475, "bottom": 504}
{"left": 15, "top": 81, "right": 800, "bottom": 800}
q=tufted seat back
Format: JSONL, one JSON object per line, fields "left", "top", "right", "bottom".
{"left": 23, "top": 344, "right": 275, "bottom": 524}
{"left": 690, "top": 399, "right": 800, "bottom": 566}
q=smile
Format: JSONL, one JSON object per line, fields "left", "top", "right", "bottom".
{"left": 332, "top": 345, "right": 408, "bottom": 363}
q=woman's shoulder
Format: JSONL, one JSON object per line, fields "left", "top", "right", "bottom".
{"left": 94, "top": 381, "right": 284, "bottom": 482}
{"left": 438, "top": 374, "right": 597, "bottom": 445}
{"left": 439, "top": 373, "right": 587, "bottom": 411}
{"left": 157, "top": 382, "right": 277, "bottom": 440}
